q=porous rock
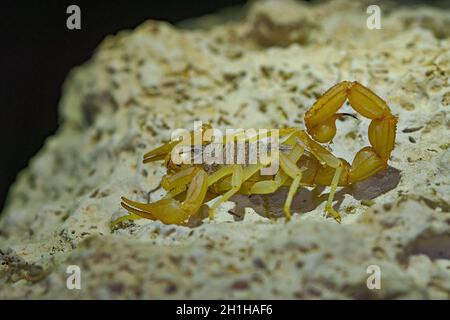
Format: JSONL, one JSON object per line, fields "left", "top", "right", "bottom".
{"left": 0, "top": 0, "right": 449, "bottom": 299}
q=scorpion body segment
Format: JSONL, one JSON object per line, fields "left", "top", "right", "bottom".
{"left": 112, "top": 81, "right": 397, "bottom": 228}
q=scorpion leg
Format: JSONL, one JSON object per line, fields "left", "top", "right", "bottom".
{"left": 249, "top": 173, "right": 287, "bottom": 194}
{"left": 208, "top": 165, "right": 244, "bottom": 221}
{"left": 296, "top": 132, "right": 346, "bottom": 222}
{"left": 249, "top": 143, "right": 304, "bottom": 194}
{"left": 207, "top": 165, "right": 236, "bottom": 186}
{"left": 248, "top": 142, "right": 305, "bottom": 220}
{"left": 279, "top": 152, "right": 304, "bottom": 221}
{"left": 324, "top": 162, "right": 344, "bottom": 223}
{"left": 208, "top": 164, "right": 263, "bottom": 221}
{"left": 245, "top": 135, "right": 309, "bottom": 220}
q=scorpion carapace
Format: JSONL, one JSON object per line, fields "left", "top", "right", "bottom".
{"left": 112, "top": 81, "right": 398, "bottom": 228}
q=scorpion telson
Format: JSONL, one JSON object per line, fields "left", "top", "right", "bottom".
{"left": 112, "top": 81, "right": 398, "bottom": 228}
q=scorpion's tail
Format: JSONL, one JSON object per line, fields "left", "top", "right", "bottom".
{"left": 304, "top": 81, "right": 397, "bottom": 183}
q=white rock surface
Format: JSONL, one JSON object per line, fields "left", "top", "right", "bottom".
{"left": 0, "top": 0, "right": 449, "bottom": 299}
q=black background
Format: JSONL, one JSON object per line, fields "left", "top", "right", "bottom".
{"left": 0, "top": 0, "right": 246, "bottom": 212}
{"left": 0, "top": 299, "right": 439, "bottom": 317}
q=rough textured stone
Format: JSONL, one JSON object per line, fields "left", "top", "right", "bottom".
{"left": 0, "top": 0, "right": 449, "bottom": 299}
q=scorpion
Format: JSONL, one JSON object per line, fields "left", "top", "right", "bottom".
{"left": 111, "top": 81, "right": 397, "bottom": 228}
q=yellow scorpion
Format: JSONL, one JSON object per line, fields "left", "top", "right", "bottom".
{"left": 112, "top": 81, "right": 397, "bottom": 227}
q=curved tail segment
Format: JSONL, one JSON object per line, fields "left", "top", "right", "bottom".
{"left": 304, "top": 81, "right": 397, "bottom": 184}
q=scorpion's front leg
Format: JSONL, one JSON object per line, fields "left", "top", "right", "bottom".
{"left": 113, "top": 168, "right": 208, "bottom": 227}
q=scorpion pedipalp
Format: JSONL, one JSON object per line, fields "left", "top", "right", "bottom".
{"left": 115, "top": 168, "right": 209, "bottom": 227}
